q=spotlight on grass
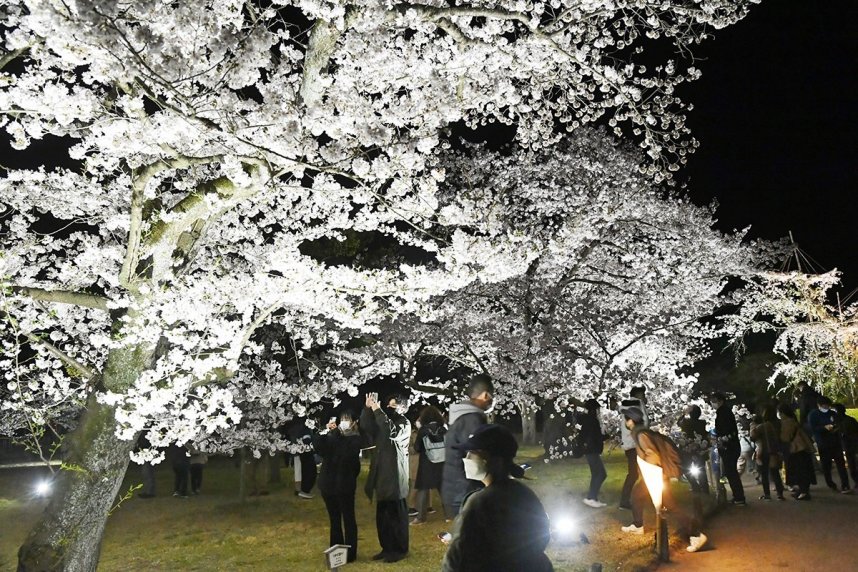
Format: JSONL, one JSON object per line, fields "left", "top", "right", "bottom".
{"left": 553, "top": 515, "right": 589, "bottom": 545}
{"left": 35, "top": 480, "right": 51, "bottom": 497}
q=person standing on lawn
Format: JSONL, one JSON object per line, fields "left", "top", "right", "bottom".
{"left": 411, "top": 405, "right": 447, "bottom": 525}
{"left": 313, "top": 411, "right": 365, "bottom": 563}
{"left": 620, "top": 407, "right": 708, "bottom": 554}
{"left": 614, "top": 386, "right": 648, "bottom": 510}
{"left": 579, "top": 398, "right": 608, "bottom": 508}
{"left": 441, "top": 424, "right": 553, "bottom": 572}
{"left": 750, "top": 403, "right": 785, "bottom": 501}
{"left": 832, "top": 403, "right": 858, "bottom": 488}
{"left": 808, "top": 395, "right": 851, "bottom": 493}
{"left": 711, "top": 392, "right": 746, "bottom": 505}
{"left": 361, "top": 392, "right": 411, "bottom": 563}
{"left": 441, "top": 374, "right": 494, "bottom": 518}
{"left": 778, "top": 402, "right": 816, "bottom": 500}
{"left": 188, "top": 444, "right": 208, "bottom": 495}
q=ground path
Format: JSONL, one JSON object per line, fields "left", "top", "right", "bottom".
{"left": 665, "top": 472, "right": 858, "bottom": 571}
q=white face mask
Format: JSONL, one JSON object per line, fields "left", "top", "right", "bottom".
{"left": 463, "top": 455, "right": 488, "bottom": 481}
{"left": 415, "top": 420, "right": 422, "bottom": 429}
{"left": 819, "top": 408, "right": 830, "bottom": 414}
{"left": 339, "top": 421, "right": 352, "bottom": 431}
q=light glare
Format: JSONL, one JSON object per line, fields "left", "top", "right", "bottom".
{"left": 35, "top": 481, "right": 51, "bottom": 496}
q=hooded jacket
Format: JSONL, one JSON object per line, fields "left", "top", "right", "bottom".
{"left": 441, "top": 400, "right": 488, "bottom": 510}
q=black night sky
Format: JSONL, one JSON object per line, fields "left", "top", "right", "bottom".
{"left": 683, "top": 0, "right": 857, "bottom": 286}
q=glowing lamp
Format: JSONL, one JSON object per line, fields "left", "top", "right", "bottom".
{"left": 689, "top": 464, "right": 701, "bottom": 477}
{"left": 35, "top": 481, "right": 51, "bottom": 497}
{"left": 554, "top": 516, "right": 577, "bottom": 538}
{"left": 636, "top": 457, "right": 664, "bottom": 511}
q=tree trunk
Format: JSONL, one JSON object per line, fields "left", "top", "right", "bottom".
{"left": 519, "top": 401, "right": 538, "bottom": 446}
{"left": 17, "top": 393, "right": 135, "bottom": 572}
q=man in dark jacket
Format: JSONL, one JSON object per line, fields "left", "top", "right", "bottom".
{"left": 809, "top": 396, "right": 851, "bottom": 493}
{"left": 441, "top": 374, "right": 494, "bottom": 518}
{"left": 711, "top": 392, "right": 745, "bottom": 505}
{"left": 833, "top": 403, "right": 858, "bottom": 488}
{"left": 361, "top": 392, "right": 411, "bottom": 563}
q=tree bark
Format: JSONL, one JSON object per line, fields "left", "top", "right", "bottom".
{"left": 519, "top": 400, "right": 538, "bottom": 446}
{"left": 17, "top": 394, "right": 136, "bottom": 572}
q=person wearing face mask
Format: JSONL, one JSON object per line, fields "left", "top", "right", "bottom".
{"left": 360, "top": 392, "right": 412, "bottom": 563}
{"left": 711, "top": 392, "right": 745, "bottom": 506}
{"left": 442, "top": 374, "right": 494, "bottom": 520}
{"left": 411, "top": 405, "right": 447, "bottom": 524}
{"left": 313, "top": 412, "right": 366, "bottom": 563}
{"left": 441, "top": 424, "right": 553, "bottom": 572}
{"left": 808, "top": 395, "right": 851, "bottom": 493}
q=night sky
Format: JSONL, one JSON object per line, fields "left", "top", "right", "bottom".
{"left": 682, "top": 0, "right": 857, "bottom": 286}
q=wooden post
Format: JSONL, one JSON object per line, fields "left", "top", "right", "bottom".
{"left": 655, "top": 510, "right": 669, "bottom": 562}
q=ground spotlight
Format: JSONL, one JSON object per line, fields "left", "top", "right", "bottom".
{"left": 689, "top": 464, "right": 701, "bottom": 477}
{"left": 553, "top": 515, "right": 589, "bottom": 545}
{"left": 35, "top": 481, "right": 51, "bottom": 497}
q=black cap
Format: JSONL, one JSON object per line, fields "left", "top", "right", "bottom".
{"left": 624, "top": 406, "right": 644, "bottom": 425}
{"left": 455, "top": 424, "right": 518, "bottom": 459}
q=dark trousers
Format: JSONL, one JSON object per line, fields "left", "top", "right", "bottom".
{"left": 620, "top": 448, "right": 638, "bottom": 507}
{"left": 323, "top": 492, "right": 357, "bottom": 561}
{"left": 632, "top": 477, "right": 700, "bottom": 539}
{"left": 376, "top": 499, "right": 409, "bottom": 556}
{"left": 415, "top": 488, "right": 442, "bottom": 521}
{"left": 141, "top": 463, "right": 156, "bottom": 496}
{"left": 819, "top": 445, "right": 850, "bottom": 489}
{"left": 758, "top": 453, "right": 784, "bottom": 497}
{"left": 719, "top": 446, "right": 745, "bottom": 501}
{"left": 190, "top": 463, "right": 204, "bottom": 493}
{"left": 299, "top": 452, "right": 317, "bottom": 493}
{"left": 173, "top": 460, "right": 189, "bottom": 496}
{"left": 844, "top": 446, "right": 858, "bottom": 484}
{"left": 585, "top": 453, "right": 607, "bottom": 500}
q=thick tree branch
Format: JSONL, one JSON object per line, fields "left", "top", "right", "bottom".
{"left": 10, "top": 286, "right": 109, "bottom": 311}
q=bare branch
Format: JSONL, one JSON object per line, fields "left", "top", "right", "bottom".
{"left": 10, "top": 286, "right": 109, "bottom": 311}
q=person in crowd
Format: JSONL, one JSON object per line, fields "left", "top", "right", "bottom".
{"left": 136, "top": 435, "right": 156, "bottom": 499}
{"left": 288, "top": 420, "right": 317, "bottom": 499}
{"left": 833, "top": 403, "right": 858, "bottom": 488}
{"left": 411, "top": 405, "right": 447, "bottom": 524}
{"left": 711, "top": 392, "right": 745, "bottom": 505}
{"left": 675, "top": 404, "right": 710, "bottom": 494}
{"left": 361, "top": 392, "right": 411, "bottom": 563}
{"left": 313, "top": 411, "right": 365, "bottom": 563}
{"left": 808, "top": 395, "right": 851, "bottom": 493}
{"left": 795, "top": 380, "right": 821, "bottom": 432}
{"left": 579, "top": 398, "right": 608, "bottom": 508}
{"left": 750, "top": 403, "right": 785, "bottom": 500}
{"left": 613, "top": 386, "right": 648, "bottom": 510}
{"left": 188, "top": 444, "right": 208, "bottom": 495}
{"left": 442, "top": 374, "right": 494, "bottom": 518}
{"left": 778, "top": 402, "right": 816, "bottom": 500}
{"left": 441, "top": 424, "right": 553, "bottom": 572}
{"left": 621, "top": 407, "right": 708, "bottom": 554}
{"left": 167, "top": 443, "right": 190, "bottom": 498}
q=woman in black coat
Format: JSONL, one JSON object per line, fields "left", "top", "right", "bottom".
{"left": 412, "top": 406, "right": 447, "bottom": 524}
{"left": 313, "top": 412, "right": 365, "bottom": 563}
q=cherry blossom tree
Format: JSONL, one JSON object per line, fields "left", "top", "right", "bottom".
{"left": 322, "top": 131, "right": 777, "bottom": 440}
{"left": 726, "top": 270, "right": 858, "bottom": 403}
{"left": 1, "top": 1, "right": 759, "bottom": 569}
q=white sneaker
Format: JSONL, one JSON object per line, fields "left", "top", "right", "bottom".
{"left": 687, "top": 533, "right": 708, "bottom": 553}
{"left": 582, "top": 498, "right": 606, "bottom": 508}
{"left": 297, "top": 491, "right": 314, "bottom": 499}
{"left": 621, "top": 524, "right": 644, "bottom": 535}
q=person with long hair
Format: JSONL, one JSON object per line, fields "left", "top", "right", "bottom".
{"left": 411, "top": 405, "right": 447, "bottom": 524}
{"left": 750, "top": 403, "right": 785, "bottom": 500}
{"left": 441, "top": 424, "right": 553, "bottom": 572}
{"left": 778, "top": 402, "right": 816, "bottom": 500}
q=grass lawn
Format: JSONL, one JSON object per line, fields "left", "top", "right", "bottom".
{"left": 1, "top": 445, "right": 669, "bottom": 571}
